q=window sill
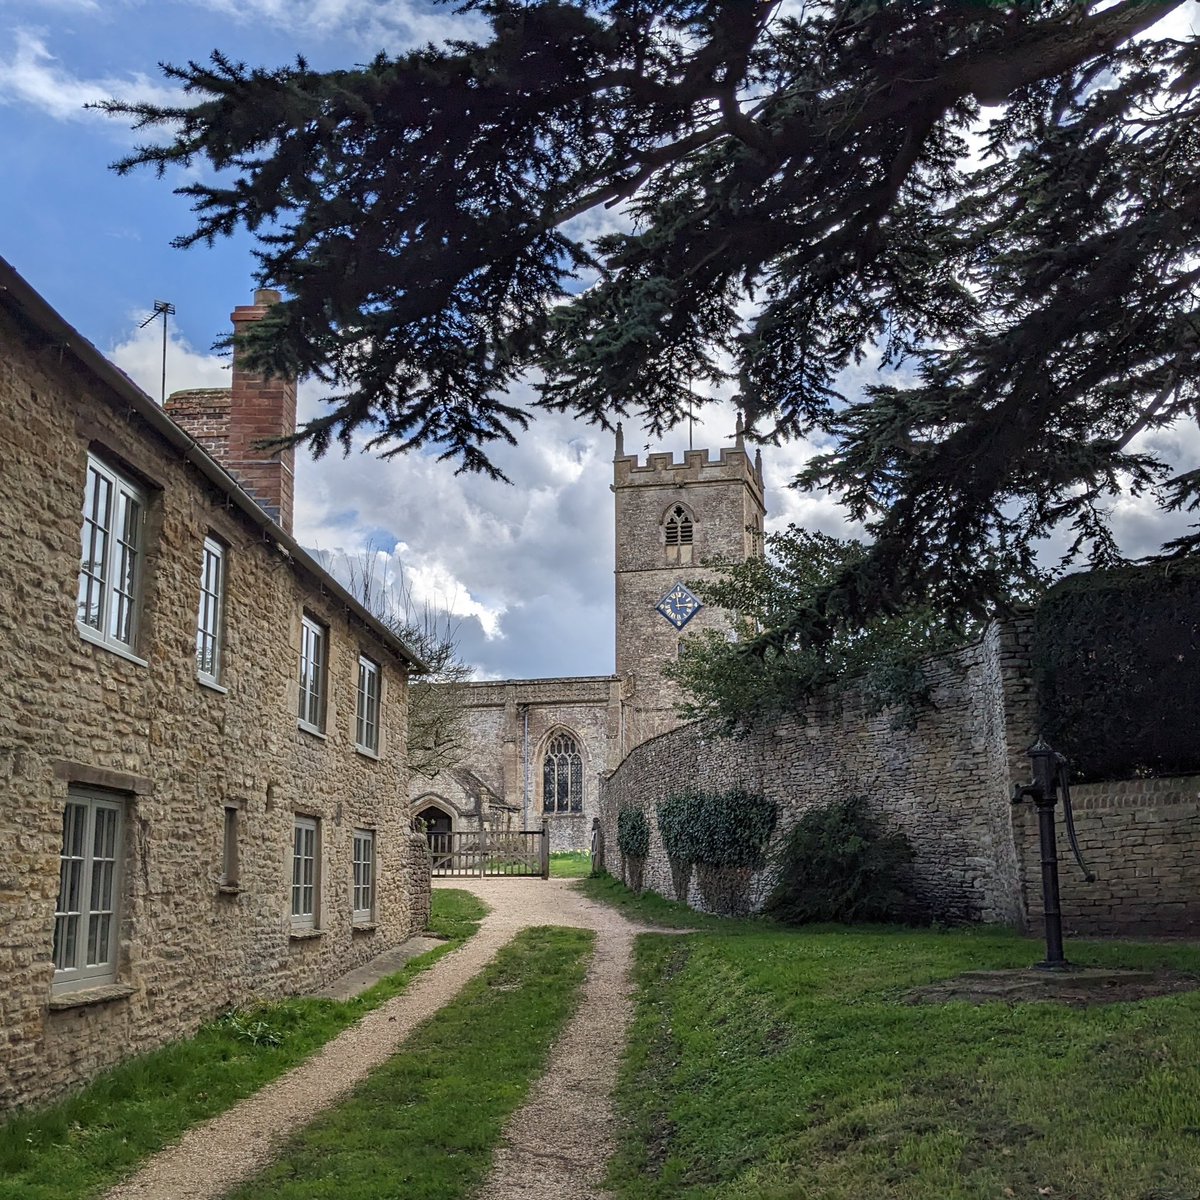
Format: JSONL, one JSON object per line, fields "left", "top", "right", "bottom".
{"left": 354, "top": 745, "right": 380, "bottom": 761}
{"left": 217, "top": 883, "right": 241, "bottom": 895}
{"left": 48, "top": 983, "right": 135, "bottom": 1011}
{"left": 198, "top": 675, "right": 228, "bottom": 695}
{"left": 289, "top": 927, "right": 323, "bottom": 941}
{"left": 77, "top": 624, "right": 149, "bottom": 668}
{"left": 352, "top": 920, "right": 377, "bottom": 932}
{"left": 297, "top": 720, "right": 327, "bottom": 740}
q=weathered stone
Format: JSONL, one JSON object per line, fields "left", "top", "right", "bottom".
{"left": 0, "top": 267, "right": 431, "bottom": 1112}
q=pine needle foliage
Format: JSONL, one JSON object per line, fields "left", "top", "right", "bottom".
{"left": 100, "top": 1, "right": 1200, "bottom": 644}
{"left": 765, "top": 795, "right": 920, "bottom": 925}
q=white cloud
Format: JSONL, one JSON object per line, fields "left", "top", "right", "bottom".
{"left": 101, "top": 311, "right": 1200, "bottom": 681}
{"left": 0, "top": 28, "right": 181, "bottom": 122}
{"left": 108, "top": 315, "right": 229, "bottom": 400}
{"left": 186, "top": 0, "right": 483, "bottom": 50}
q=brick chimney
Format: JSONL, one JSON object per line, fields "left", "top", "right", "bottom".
{"left": 166, "top": 288, "right": 297, "bottom": 533}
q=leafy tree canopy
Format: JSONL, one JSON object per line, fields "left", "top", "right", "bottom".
{"left": 666, "top": 526, "right": 978, "bottom": 733}
{"left": 103, "top": 0, "right": 1200, "bottom": 644}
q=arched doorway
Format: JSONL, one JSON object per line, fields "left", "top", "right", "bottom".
{"left": 415, "top": 805, "right": 453, "bottom": 869}
{"left": 416, "top": 805, "right": 453, "bottom": 838}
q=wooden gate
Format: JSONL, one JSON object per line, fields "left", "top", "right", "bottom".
{"left": 427, "top": 824, "right": 549, "bottom": 879}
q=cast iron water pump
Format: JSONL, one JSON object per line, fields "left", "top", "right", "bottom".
{"left": 1012, "top": 738, "right": 1096, "bottom": 969}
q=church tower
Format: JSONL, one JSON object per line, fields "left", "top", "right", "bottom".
{"left": 613, "top": 420, "right": 766, "bottom": 753}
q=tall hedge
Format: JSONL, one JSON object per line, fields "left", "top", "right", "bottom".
{"left": 1033, "top": 560, "right": 1200, "bottom": 781}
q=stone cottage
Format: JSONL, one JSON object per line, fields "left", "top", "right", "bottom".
{"left": 0, "top": 258, "right": 430, "bottom": 1112}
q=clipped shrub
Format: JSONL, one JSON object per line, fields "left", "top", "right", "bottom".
{"left": 764, "top": 795, "right": 919, "bottom": 925}
{"left": 1033, "top": 561, "right": 1200, "bottom": 781}
{"left": 616, "top": 808, "right": 650, "bottom": 860}
{"left": 656, "top": 787, "right": 778, "bottom": 869}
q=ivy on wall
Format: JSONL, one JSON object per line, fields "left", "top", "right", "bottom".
{"left": 656, "top": 788, "right": 778, "bottom": 869}
{"left": 1033, "top": 561, "right": 1200, "bottom": 782}
{"left": 617, "top": 808, "right": 650, "bottom": 860}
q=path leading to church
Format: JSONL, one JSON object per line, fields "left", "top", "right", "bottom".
{"left": 104, "top": 877, "right": 652, "bottom": 1200}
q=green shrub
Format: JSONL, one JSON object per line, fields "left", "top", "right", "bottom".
{"left": 764, "top": 796, "right": 919, "bottom": 924}
{"left": 1033, "top": 561, "right": 1200, "bottom": 781}
{"left": 617, "top": 808, "right": 650, "bottom": 860}
{"left": 656, "top": 788, "right": 778, "bottom": 869}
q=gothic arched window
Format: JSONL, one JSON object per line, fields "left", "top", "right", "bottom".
{"left": 543, "top": 732, "right": 584, "bottom": 814}
{"left": 664, "top": 504, "right": 694, "bottom": 564}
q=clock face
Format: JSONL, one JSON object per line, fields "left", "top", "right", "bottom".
{"left": 656, "top": 582, "right": 702, "bottom": 629}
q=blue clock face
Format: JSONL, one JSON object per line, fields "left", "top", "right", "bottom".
{"left": 656, "top": 582, "right": 702, "bottom": 629}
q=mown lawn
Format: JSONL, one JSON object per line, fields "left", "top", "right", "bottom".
{"left": 226, "top": 924, "right": 594, "bottom": 1200}
{"left": 549, "top": 850, "right": 594, "bottom": 878}
{"left": 0, "top": 889, "right": 488, "bottom": 1200}
{"left": 584, "top": 876, "right": 1200, "bottom": 1200}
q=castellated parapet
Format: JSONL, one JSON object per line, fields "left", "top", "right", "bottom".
{"left": 613, "top": 431, "right": 766, "bottom": 752}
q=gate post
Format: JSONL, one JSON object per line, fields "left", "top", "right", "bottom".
{"left": 540, "top": 820, "right": 550, "bottom": 879}
{"left": 479, "top": 820, "right": 488, "bottom": 878}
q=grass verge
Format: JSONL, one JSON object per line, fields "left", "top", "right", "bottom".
{"left": 549, "top": 850, "right": 594, "bottom": 878}
{"left": 0, "top": 889, "right": 488, "bottom": 1200}
{"left": 226, "top": 924, "right": 594, "bottom": 1200}
{"left": 595, "top": 875, "right": 1200, "bottom": 1200}
{"left": 578, "top": 871, "right": 737, "bottom": 929}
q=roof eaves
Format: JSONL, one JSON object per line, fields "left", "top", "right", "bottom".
{"left": 0, "top": 256, "right": 428, "bottom": 674}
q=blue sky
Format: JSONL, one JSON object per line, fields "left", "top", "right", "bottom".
{"left": 2, "top": 1, "right": 1197, "bottom": 679}
{"left": 0, "top": 0, "right": 833, "bottom": 681}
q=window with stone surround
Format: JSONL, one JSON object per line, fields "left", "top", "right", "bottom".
{"left": 663, "top": 504, "right": 694, "bottom": 565}
{"left": 297, "top": 615, "right": 327, "bottom": 734}
{"left": 352, "top": 829, "right": 375, "bottom": 923}
{"left": 77, "top": 453, "right": 148, "bottom": 659}
{"left": 291, "top": 816, "right": 320, "bottom": 929}
{"left": 53, "top": 789, "right": 123, "bottom": 994}
{"left": 355, "top": 655, "right": 381, "bottom": 755}
{"left": 542, "top": 732, "right": 584, "bottom": 814}
{"left": 196, "top": 536, "right": 226, "bottom": 686}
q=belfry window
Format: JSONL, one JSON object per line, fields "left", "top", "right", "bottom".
{"left": 542, "top": 732, "right": 583, "bottom": 814}
{"left": 664, "top": 505, "right": 694, "bottom": 564}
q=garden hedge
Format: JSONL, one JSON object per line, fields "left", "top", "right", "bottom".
{"left": 1032, "top": 560, "right": 1200, "bottom": 781}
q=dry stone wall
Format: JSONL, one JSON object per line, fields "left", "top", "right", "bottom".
{"left": 602, "top": 622, "right": 1032, "bottom": 923}
{"left": 601, "top": 616, "right": 1199, "bottom": 936}
{"left": 0, "top": 300, "right": 429, "bottom": 1112}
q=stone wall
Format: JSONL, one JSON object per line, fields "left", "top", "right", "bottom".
{"left": 602, "top": 622, "right": 1031, "bottom": 923}
{"left": 601, "top": 616, "right": 1199, "bottom": 936}
{"left": 0, "top": 285, "right": 429, "bottom": 1111}
{"left": 1014, "top": 775, "right": 1200, "bottom": 936}
{"left": 412, "top": 676, "right": 621, "bottom": 852}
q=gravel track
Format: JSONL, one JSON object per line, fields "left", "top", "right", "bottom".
{"left": 104, "top": 877, "right": 653, "bottom": 1200}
